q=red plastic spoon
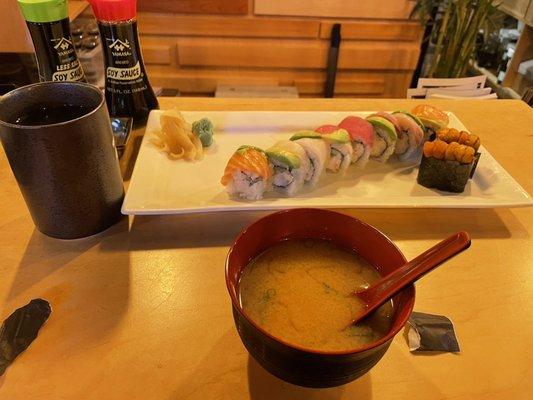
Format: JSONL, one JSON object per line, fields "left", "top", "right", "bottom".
{"left": 351, "top": 231, "right": 471, "bottom": 326}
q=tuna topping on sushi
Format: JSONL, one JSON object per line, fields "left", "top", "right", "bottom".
{"left": 338, "top": 116, "right": 374, "bottom": 168}
{"left": 221, "top": 145, "right": 272, "bottom": 200}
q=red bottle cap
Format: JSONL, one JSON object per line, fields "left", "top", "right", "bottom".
{"left": 89, "top": 0, "right": 137, "bottom": 22}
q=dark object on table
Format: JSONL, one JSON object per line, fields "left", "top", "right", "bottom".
{"left": 90, "top": 0, "right": 159, "bottom": 124}
{"left": 0, "top": 299, "right": 51, "bottom": 376}
{"left": 226, "top": 208, "right": 415, "bottom": 388}
{"left": 324, "top": 24, "right": 341, "bottom": 98}
{"left": 418, "top": 155, "right": 473, "bottom": 193}
{"left": 0, "top": 82, "right": 125, "bottom": 239}
{"left": 407, "top": 311, "right": 460, "bottom": 352}
{"left": 18, "top": 0, "right": 85, "bottom": 83}
{"left": 111, "top": 117, "right": 133, "bottom": 158}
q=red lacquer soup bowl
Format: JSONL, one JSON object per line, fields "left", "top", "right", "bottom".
{"left": 225, "top": 208, "right": 415, "bottom": 388}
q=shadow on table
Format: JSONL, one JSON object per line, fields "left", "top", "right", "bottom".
{"left": 111, "top": 207, "right": 527, "bottom": 253}
{"left": 339, "top": 208, "right": 527, "bottom": 240}
{"left": 101, "top": 210, "right": 273, "bottom": 251}
{"left": 2, "top": 217, "right": 131, "bottom": 346}
{"left": 247, "top": 356, "right": 367, "bottom": 400}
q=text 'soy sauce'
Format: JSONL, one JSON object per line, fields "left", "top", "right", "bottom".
{"left": 89, "top": 0, "right": 158, "bottom": 124}
{"left": 17, "top": 0, "right": 86, "bottom": 82}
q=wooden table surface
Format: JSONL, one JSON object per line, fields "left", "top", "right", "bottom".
{"left": 1, "top": 98, "right": 532, "bottom": 399}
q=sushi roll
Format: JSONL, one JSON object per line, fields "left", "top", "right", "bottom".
{"left": 368, "top": 112, "right": 401, "bottom": 135}
{"left": 315, "top": 127, "right": 353, "bottom": 173}
{"left": 221, "top": 145, "right": 272, "bottom": 200}
{"left": 338, "top": 116, "right": 374, "bottom": 169}
{"left": 366, "top": 116, "right": 398, "bottom": 162}
{"left": 266, "top": 140, "right": 311, "bottom": 196}
{"left": 391, "top": 111, "right": 425, "bottom": 160}
{"left": 411, "top": 104, "right": 449, "bottom": 139}
{"left": 290, "top": 131, "right": 330, "bottom": 187}
{"left": 417, "top": 140, "right": 476, "bottom": 193}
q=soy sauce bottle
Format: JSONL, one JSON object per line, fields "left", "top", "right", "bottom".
{"left": 17, "top": 0, "right": 85, "bottom": 82}
{"left": 89, "top": 0, "right": 158, "bottom": 124}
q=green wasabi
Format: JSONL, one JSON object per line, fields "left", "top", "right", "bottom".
{"left": 192, "top": 117, "right": 214, "bottom": 147}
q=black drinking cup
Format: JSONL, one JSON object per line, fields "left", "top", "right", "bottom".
{"left": 0, "top": 82, "right": 124, "bottom": 239}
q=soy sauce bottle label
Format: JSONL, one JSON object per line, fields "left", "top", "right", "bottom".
{"left": 101, "top": 22, "right": 148, "bottom": 95}
{"left": 50, "top": 36, "right": 85, "bottom": 82}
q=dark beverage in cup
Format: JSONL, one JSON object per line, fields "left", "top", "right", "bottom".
{"left": 0, "top": 82, "right": 124, "bottom": 239}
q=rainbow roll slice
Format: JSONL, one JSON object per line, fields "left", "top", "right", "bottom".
{"left": 315, "top": 126, "right": 353, "bottom": 174}
{"left": 411, "top": 104, "right": 449, "bottom": 140}
{"left": 392, "top": 111, "right": 425, "bottom": 160}
{"left": 338, "top": 116, "right": 374, "bottom": 169}
{"left": 266, "top": 140, "right": 311, "bottom": 196}
{"left": 221, "top": 145, "right": 272, "bottom": 200}
{"left": 289, "top": 131, "right": 330, "bottom": 187}
{"left": 366, "top": 115, "right": 398, "bottom": 162}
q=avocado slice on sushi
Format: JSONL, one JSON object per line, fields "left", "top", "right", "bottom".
{"left": 393, "top": 111, "right": 426, "bottom": 133}
{"left": 266, "top": 147, "right": 301, "bottom": 169}
{"left": 322, "top": 128, "right": 350, "bottom": 144}
{"left": 366, "top": 116, "right": 398, "bottom": 162}
{"left": 290, "top": 131, "right": 322, "bottom": 141}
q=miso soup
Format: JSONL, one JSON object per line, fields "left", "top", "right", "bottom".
{"left": 239, "top": 239, "right": 393, "bottom": 352}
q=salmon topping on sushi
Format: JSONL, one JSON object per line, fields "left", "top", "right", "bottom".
{"left": 423, "top": 140, "right": 475, "bottom": 164}
{"left": 437, "top": 128, "right": 481, "bottom": 151}
{"left": 221, "top": 146, "right": 271, "bottom": 186}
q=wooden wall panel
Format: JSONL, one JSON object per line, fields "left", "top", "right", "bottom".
{"left": 145, "top": 66, "right": 413, "bottom": 97}
{"left": 255, "top": 0, "right": 414, "bottom": 19}
{"left": 142, "top": 44, "right": 172, "bottom": 65}
{"left": 295, "top": 77, "right": 385, "bottom": 95}
{"left": 138, "top": 13, "right": 320, "bottom": 38}
{"left": 176, "top": 38, "right": 419, "bottom": 70}
{"left": 138, "top": 0, "right": 248, "bottom": 15}
{"left": 320, "top": 21, "right": 423, "bottom": 41}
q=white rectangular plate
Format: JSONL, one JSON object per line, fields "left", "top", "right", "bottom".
{"left": 122, "top": 111, "right": 533, "bottom": 215}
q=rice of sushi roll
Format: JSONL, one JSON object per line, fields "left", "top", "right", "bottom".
{"left": 221, "top": 145, "right": 272, "bottom": 200}
{"left": 266, "top": 140, "right": 311, "bottom": 196}
{"left": 315, "top": 126, "right": 353, "bottom": 173}
{"left": 365, "top": 116, "right": 398, "bottom": 162}
{"left": 417, "top": 139, "right": 475, "bottom": 193}
{"left": 289, "top": 131, "right": 330, "bottom": 187}
{"left": 391, "top": 111, "right": 425, "bottom": 160}
{"left": 338, "top": 116, "right": 374, "bottom": 169}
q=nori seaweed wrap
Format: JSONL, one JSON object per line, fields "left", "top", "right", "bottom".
{"left": 417, "top": 140, "right": 475, "bottom": 193}
{"left": 417, "top": 156, "right": 473, "bottom": 193}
